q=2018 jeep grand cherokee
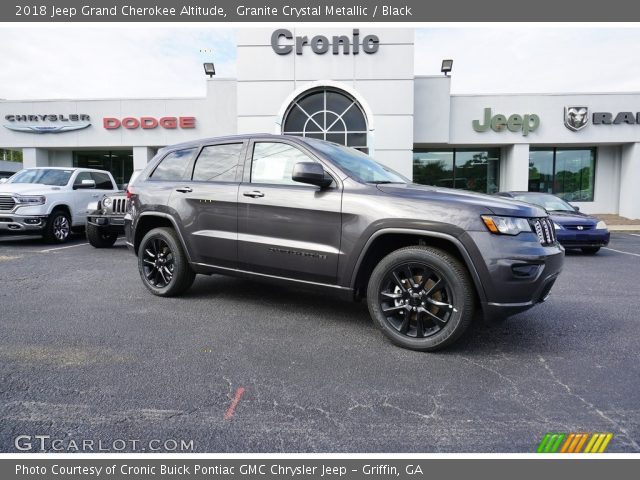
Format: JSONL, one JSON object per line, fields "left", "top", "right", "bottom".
{"left": 125, "top": 135, "right": 564, "bottom": 351}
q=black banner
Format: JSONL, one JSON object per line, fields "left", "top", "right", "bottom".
{"left": 3, "top": 459, "right": 640, "bottom": 480}
{"left": 4, "top": 0, "right": 640, "bottom": 22}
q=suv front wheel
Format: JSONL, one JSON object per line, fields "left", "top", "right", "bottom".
{"left": 138, "top": 227, "right": 195, "bottom": 296}
{"left": 367, "top": 246, "right": 475, "bottom": 352}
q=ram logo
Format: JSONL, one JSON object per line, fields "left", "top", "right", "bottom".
{"left": 564, "top": 106, "right": 589, "bottom": 132}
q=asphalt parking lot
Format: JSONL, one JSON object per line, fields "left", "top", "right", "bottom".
{"left": 0, "top": 233, "right": 639, "bottom": 453}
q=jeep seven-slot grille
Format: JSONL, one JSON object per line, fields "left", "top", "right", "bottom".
{"left": 530, "top": 217, "right": 556, "bottom": 246}
{"left": 0, "top": 195, "right": 16, "bottom": 211}
{"left": 110, "top": 197, "right": 127, "bottom": 214}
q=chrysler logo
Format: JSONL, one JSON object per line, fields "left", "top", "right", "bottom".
{"left": 564, "top": 106, "right": 589, "bottom": 132}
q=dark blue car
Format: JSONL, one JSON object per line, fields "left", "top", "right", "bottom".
{"left": 496, "top": 191, "right": 610, "bottom": 254}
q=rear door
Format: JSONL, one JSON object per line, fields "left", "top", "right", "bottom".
{"left": 237, "top": 139, "right": 342, "bottom": 285}
{"left": 167, "top": 141, "right": 246, "bottom": 268}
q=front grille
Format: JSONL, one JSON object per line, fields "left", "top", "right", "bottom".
{"left": 0, "top": 195, "right": 15, "bottom": 211}
{"left": 530, "top": 217, "right": 556, "bottom": 246}
{"left": 565, "top": 224, "right": 594, "bottom": 231}
{"left": 108, "top": 197, "right": 127, "bottom": 214}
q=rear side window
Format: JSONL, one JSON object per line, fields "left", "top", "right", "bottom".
{"left": 150, "top": 148, "right": 195, "bottom": 181}
{"left": 192, "top": 143, "right": 243, "bottom": 182}
{"left": 91, "top": 172, "right": 114, "bottom": 190}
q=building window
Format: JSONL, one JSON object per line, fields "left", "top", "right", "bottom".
{"left": 73, "top": 150, "right": 133, "bottom": 189}
{"left": 0, "top": 149, "right": 23, "bottom": 162}
{"left": 529, "top": 148, "right": 595, "bottom": 201}
{"left": 282, "top": 87, "right": 368, "bottom": 152}
{"left": 413, "top": 148, "right": 500, "bottom": 194}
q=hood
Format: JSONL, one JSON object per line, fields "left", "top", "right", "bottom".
{"left": 377, "top": 183, "right": 548, "bottom": 217}
{"left": 0, "top": 183, "right": 65, "bottom": 195}
{"left": 549, "top": 210, "right": 598, "bottom": 226}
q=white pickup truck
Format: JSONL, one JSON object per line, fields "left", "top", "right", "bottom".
{"left": 0, "top": 167, "right": 118, "bottom": 243}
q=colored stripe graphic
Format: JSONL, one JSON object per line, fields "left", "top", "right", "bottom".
{"left": 537, "top": 433, "right": 565, "bottom": 453}
{"left": 585, "top": 433, "right": 613, "bottom": 453}
{"left": 538, "top": 433, "right": 613, "bottom": 453}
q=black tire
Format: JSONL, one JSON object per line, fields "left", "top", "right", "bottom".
{"left": 367, "top": 246, "right": 475, "bottom": 352}
{"left": 138, "top": 227, "right": 195, "bottom": 296}
{"left": 43, "top": 209, "right": 71, "bottom": 244}
{"left": 582, "top": 247, "right": 600, "bottom": 255}
{"left": 86, "top": 223, "right": 118, "bottom": 248}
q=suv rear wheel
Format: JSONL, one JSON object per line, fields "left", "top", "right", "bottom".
{"left": 138, "top": 227, "right": 195, "bottom": 296}
{"left": 367, "top": 246, "right": 475, "bottom": 351}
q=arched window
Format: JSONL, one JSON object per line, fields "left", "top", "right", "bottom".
{"left": 282, "top": 87, "right": 368, "bottom": 152}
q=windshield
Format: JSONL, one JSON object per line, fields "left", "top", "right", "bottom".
{"left": 8, "top": 169, "right": 73, "bottom": 187}
{"left": 512, "top": 193, "right": 575, "bottom": 212}
{"left": 307, "top": 140, "right": 409, "bottom": 184}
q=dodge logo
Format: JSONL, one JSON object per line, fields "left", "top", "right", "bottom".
{"left": 564, "top": 106, "right": 589, "bottom": 132}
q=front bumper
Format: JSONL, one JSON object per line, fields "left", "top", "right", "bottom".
{"left": 87, "top": 213, "right": 125, "bottom": 235}
{"left": 464, "top": 230, "right": 565, "bottom": 322}
{"left": 0, "top": 214, "right": 47, "bottom": 233}
{"left": 557, "top": 229, "right": 610, "bottom": 248}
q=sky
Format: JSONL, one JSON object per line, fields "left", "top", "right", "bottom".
{"left": 2, "top": 26, "right": 640, "bottom": 99}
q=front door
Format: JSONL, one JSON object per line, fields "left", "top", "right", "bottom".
{"left": 237, "top": 140, "right": 342, "bottom": 285}
{"left": 72, "top": 171, "right": 102, "bottom": 225}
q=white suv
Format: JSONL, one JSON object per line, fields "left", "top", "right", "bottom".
{"left": 0, "top": 167, "right": 117, "bottom": 243}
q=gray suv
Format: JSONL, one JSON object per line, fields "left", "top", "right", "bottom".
{"left": 125, "top": 135, "right": 563, "bottom": 351}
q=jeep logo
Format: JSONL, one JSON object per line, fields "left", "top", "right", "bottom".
{"left": 472, "top": 108, "right": 540, "bottom": 136}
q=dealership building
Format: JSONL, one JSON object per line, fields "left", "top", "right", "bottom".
{"left": 1, "top": 28, "right": 639, "bottom": 219}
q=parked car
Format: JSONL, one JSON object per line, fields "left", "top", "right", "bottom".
{"left": 496, "top": 191, "right": 609, "bottom": 254}
{"left": 86, "top": 170, "right": 141, "bottom": 248}
{"left": 125, "top": 135, "right": 564, "bottom": 351}
{"left": 0, "top": 167, "right": 118, "bottom": 243}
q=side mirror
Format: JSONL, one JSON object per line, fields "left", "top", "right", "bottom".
{"left": 292, "top": 162, "right": 332, "bottom": 188}
{"left": 75, "top": 178, "right": 96, "bottom": 189}
{"left": 573, "top": 205, "right": 580, "bottom": 212}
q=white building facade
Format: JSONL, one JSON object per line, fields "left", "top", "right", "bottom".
{"left": 1, "top": 28, "right": 639, "bottom": 218}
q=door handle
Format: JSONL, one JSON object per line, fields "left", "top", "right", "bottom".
{"left": 175, "top": 186, "right": 193, "bottom": 193}
{"left": 243, "top": 191, "right": 265, "bottom": 198}
{"left": 91, "top": 194, "right": 100, "bottom": 198}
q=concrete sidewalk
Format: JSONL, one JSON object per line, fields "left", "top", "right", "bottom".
{"left": 594, "top": 214, "right": 640, "bottom": 232}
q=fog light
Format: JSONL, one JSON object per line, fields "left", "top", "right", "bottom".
{"left": 24, "top": 218, "right": 41, "bottom": 225}
{"left": 511, "top": 264, "right": 540, "bottom": 278}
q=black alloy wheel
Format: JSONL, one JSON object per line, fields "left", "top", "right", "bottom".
{"left": 138, "top": 227, "right": 195, "bottom": 296}
{"left": 142, "top": 237, "right": 175, "bottom": 288}
{"left": 367, "top": 246, "right": 475, "bottom": 351}
{"left": 379, "top": 262, "right": 455, "bottom": 339}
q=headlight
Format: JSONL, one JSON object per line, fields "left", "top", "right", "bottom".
{"left": 553, "top": 222, "right": 563, "bottom": 230}
{"left": 14, "top": 195, "right": 46, "bottom": 206}
{"left": 481, "top": 215, "right": 532, "bottom": 235}
{"left": 596, "top": 220, "right": 607, "bottom": 230}
{"left": 102, "top": 197, "right": 112, "bottom": 208}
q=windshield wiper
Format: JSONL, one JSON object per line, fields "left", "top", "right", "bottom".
{"left": 367, "top": 180, "right": 400, "bottom": 185}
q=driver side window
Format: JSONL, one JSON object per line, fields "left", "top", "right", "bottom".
{"left": 251, "top": 142, "right": 313, "bottom": 186}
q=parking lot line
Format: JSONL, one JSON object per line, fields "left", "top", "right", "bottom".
{"left": 629, "top": 233, "right": 640, "bottom": 237}
{"left": 224, "top": 387, "right": 246, "bottom": 421}
{"left": 39, "top": 243, "right": 89, "bottom": 253}
{"left": 602, "top": 247, "right": 640, "bottom": 257}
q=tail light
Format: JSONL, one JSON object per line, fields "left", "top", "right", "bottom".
{"left": 126, "top": 186, "right": 134, "bottom": 199}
